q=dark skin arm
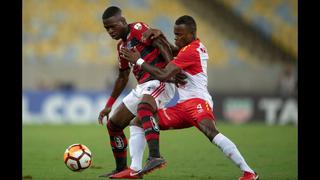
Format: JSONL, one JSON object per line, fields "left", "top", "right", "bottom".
{"left": 98, "top": 68, "right": 130, "bottom": 124}
{"left": 109, "top": 68, "right": 131, "bottom": 100}
{"left": 142, "top": 28, "right": 180, "bottom": 56}
{"left": 151, "top": 36, "right": 173, "bottom": 64}
{"left": 143, "top": 29, "right": 187, "bottom": 86}
{"left": 120, "top": 47, "right": 181, "bottom": 81}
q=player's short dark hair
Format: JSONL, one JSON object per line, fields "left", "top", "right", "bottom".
{"left": 175, "top": 15, "right": 197, "bottom": 32}
{"left": 102, "top": 6, "right": 121, "bottom": 19}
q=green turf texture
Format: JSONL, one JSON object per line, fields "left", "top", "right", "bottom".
{"left": 23, "top": 122, "right": 297, "bottom": 180}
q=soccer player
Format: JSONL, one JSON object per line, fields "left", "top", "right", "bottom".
{"left": 97, "top": 6, "right": 185, "bottom": 178}
{"left": 119, "top": 15, "right": 259, "bottom": 180}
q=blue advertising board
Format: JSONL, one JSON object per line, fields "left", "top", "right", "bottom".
{"left": 23, "top": 90, "right": 297, "bottom": 125}
{"left": 23, "top": 90, "right": 179, "bottom": 124}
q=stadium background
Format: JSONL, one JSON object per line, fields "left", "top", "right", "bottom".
{"left": 22, "top": 0, "right": 297, "bottom": 179}
{"left": 23, "top": 0, "right": 297, "bottom": 125}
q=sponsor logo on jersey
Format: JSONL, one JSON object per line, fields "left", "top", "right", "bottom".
{"left": 199, "top": 47, "right": 207, "bottom": 53}
{"left": 147, "top": 85, "right": 156, "bottom": 92}
{"left": 134, "top": 23, "right": 142, "bottom": 30}
{"left": 114, "top": 136, "right": 125, "bottom": 149}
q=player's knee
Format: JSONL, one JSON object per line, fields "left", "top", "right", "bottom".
{"left": 138, "top": 101, "right": 156, "bottom": 114}
{"left": 129, "top": 117, "right": 143, "bottom": 127}
{"left": 107, "top": 119, "right": 123, "bottom": 132}
{"left": 209, "top": 128, "right": 220, "bottom": 140}
{"left": 204, "top": 129, "right": 218, "bottom": 141}
{"left": 140, "top": 95, "right": 157, "bottom": 110}
{"left": 199, "top": 119, "right": 219, "bottom": 141}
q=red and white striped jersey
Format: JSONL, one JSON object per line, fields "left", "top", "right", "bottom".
{"left": 170, "top": 39, "right": 213, "bottom": 108}
{"left": 117, "top": 22, "right": 166, "bottom": 84}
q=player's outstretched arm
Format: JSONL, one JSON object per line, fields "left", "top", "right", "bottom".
{"left": 120, "top": 47, "right": 180, "bottom": 81}
{"left": 98, "top": 68, "right": 130, "bottom": 125}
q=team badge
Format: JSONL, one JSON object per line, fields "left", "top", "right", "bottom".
{"left": 114, "top": 136, "right": 124, "bottom": 149}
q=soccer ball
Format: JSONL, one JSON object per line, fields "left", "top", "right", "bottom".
{"left": 63, "top": 143, "right": 92, "bottom": 172}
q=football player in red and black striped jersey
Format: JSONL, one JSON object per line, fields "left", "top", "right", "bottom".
{"left": 98, "top": 6, "right": 186, "bottom": 178}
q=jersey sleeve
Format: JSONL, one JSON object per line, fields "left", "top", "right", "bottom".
{"left": 170, "top": 45, "right": 196, "bottom": 70}
{"left": 130, "top": 22, "right": 153, "bottom": 46}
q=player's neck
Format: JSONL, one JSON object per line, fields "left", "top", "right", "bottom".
{"left": 186, "top": 37, "right": 197, "bottom": 45}
{"left": 192, "top": 35, "right": 197, "bottom": 41}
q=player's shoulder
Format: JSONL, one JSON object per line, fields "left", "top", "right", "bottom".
{"left": 188, "top": 39, "right": 207, "bottom": 53}
{"left": 192, "top": 39, "right": 203, "bottom": 48}
{"left": 129, "top": 22, "right": 150, "bottom": 35}
{"left": 180, "top": 40, "right": 200, "bottom": 53}
{"left": 130, "top": 22, "right": 150, "bottom": 29}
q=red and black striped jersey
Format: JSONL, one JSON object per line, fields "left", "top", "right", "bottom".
{"left": 117, "top": 22, "right": 167, "bottom": 84}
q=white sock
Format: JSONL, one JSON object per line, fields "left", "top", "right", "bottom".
{"left": 212, "top": 133, "right": 254, "bottom": 173}
{"left": 129, "top": 126, "right": 146, "bottom": 171}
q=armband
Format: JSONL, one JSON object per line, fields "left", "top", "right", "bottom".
{"left": 106, "top": 97, "right": 116, "bottom": 108}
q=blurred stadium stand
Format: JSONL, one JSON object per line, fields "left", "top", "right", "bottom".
{"left": 221, "top": 0, "right": 297, "bottom": 58}
{"left": 23, "top": 0, "right": 297, "bottom": 95}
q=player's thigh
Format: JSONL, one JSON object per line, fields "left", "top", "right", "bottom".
{"left": 129, "top": 116, "right": 142, "bottom": 127}
{"left": 182, "top": 98, "right": 218, "bottom": 139}
{"left": 109, "top": 102, "right": 135, "bottom": 129}
{"left": 157, "top": 105, "right": 193, "bottom": 130}
{"left": 122, "top": 87, "right": 141, "bottom": 116}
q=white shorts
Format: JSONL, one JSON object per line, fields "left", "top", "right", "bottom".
{"left": 123, "top": 80, "right": 176, "bottom": 116}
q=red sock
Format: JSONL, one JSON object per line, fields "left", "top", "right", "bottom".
{"left": 106, "top": 120, "right": 127, "bottom": 170}
{"left": 137, "top": 102, "right": 160, "bottom": 158}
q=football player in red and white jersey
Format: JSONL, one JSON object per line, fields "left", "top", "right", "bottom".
{"left": 97, "top": 6, "right": 187, "bottom": 178}
{"left": 120, "top": 15, "right": 259, "bottom": 180}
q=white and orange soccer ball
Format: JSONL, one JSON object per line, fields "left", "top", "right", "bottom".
{"left": 63, "top": 143, "right": 92, "bottom": 172}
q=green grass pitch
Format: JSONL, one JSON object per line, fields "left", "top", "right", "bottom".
{"left": 23, "top": 122, "right": 297, "bottom": 180}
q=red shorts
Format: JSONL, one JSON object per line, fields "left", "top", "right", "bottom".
{"left": 157, "top": 98, "right": 215, "bottom": 130}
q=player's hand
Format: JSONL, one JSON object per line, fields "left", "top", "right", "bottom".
{"left": 120, "top": 47, "right": 141, "bottom": 64}
{"left": 142, "top": 28, "right": 163, "bottom": 42}
{"left": 174, "top": 72, "right": 187, "bottom": 87}
{"left": 98, "top": 107, "right": 112, "bottom": 125}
